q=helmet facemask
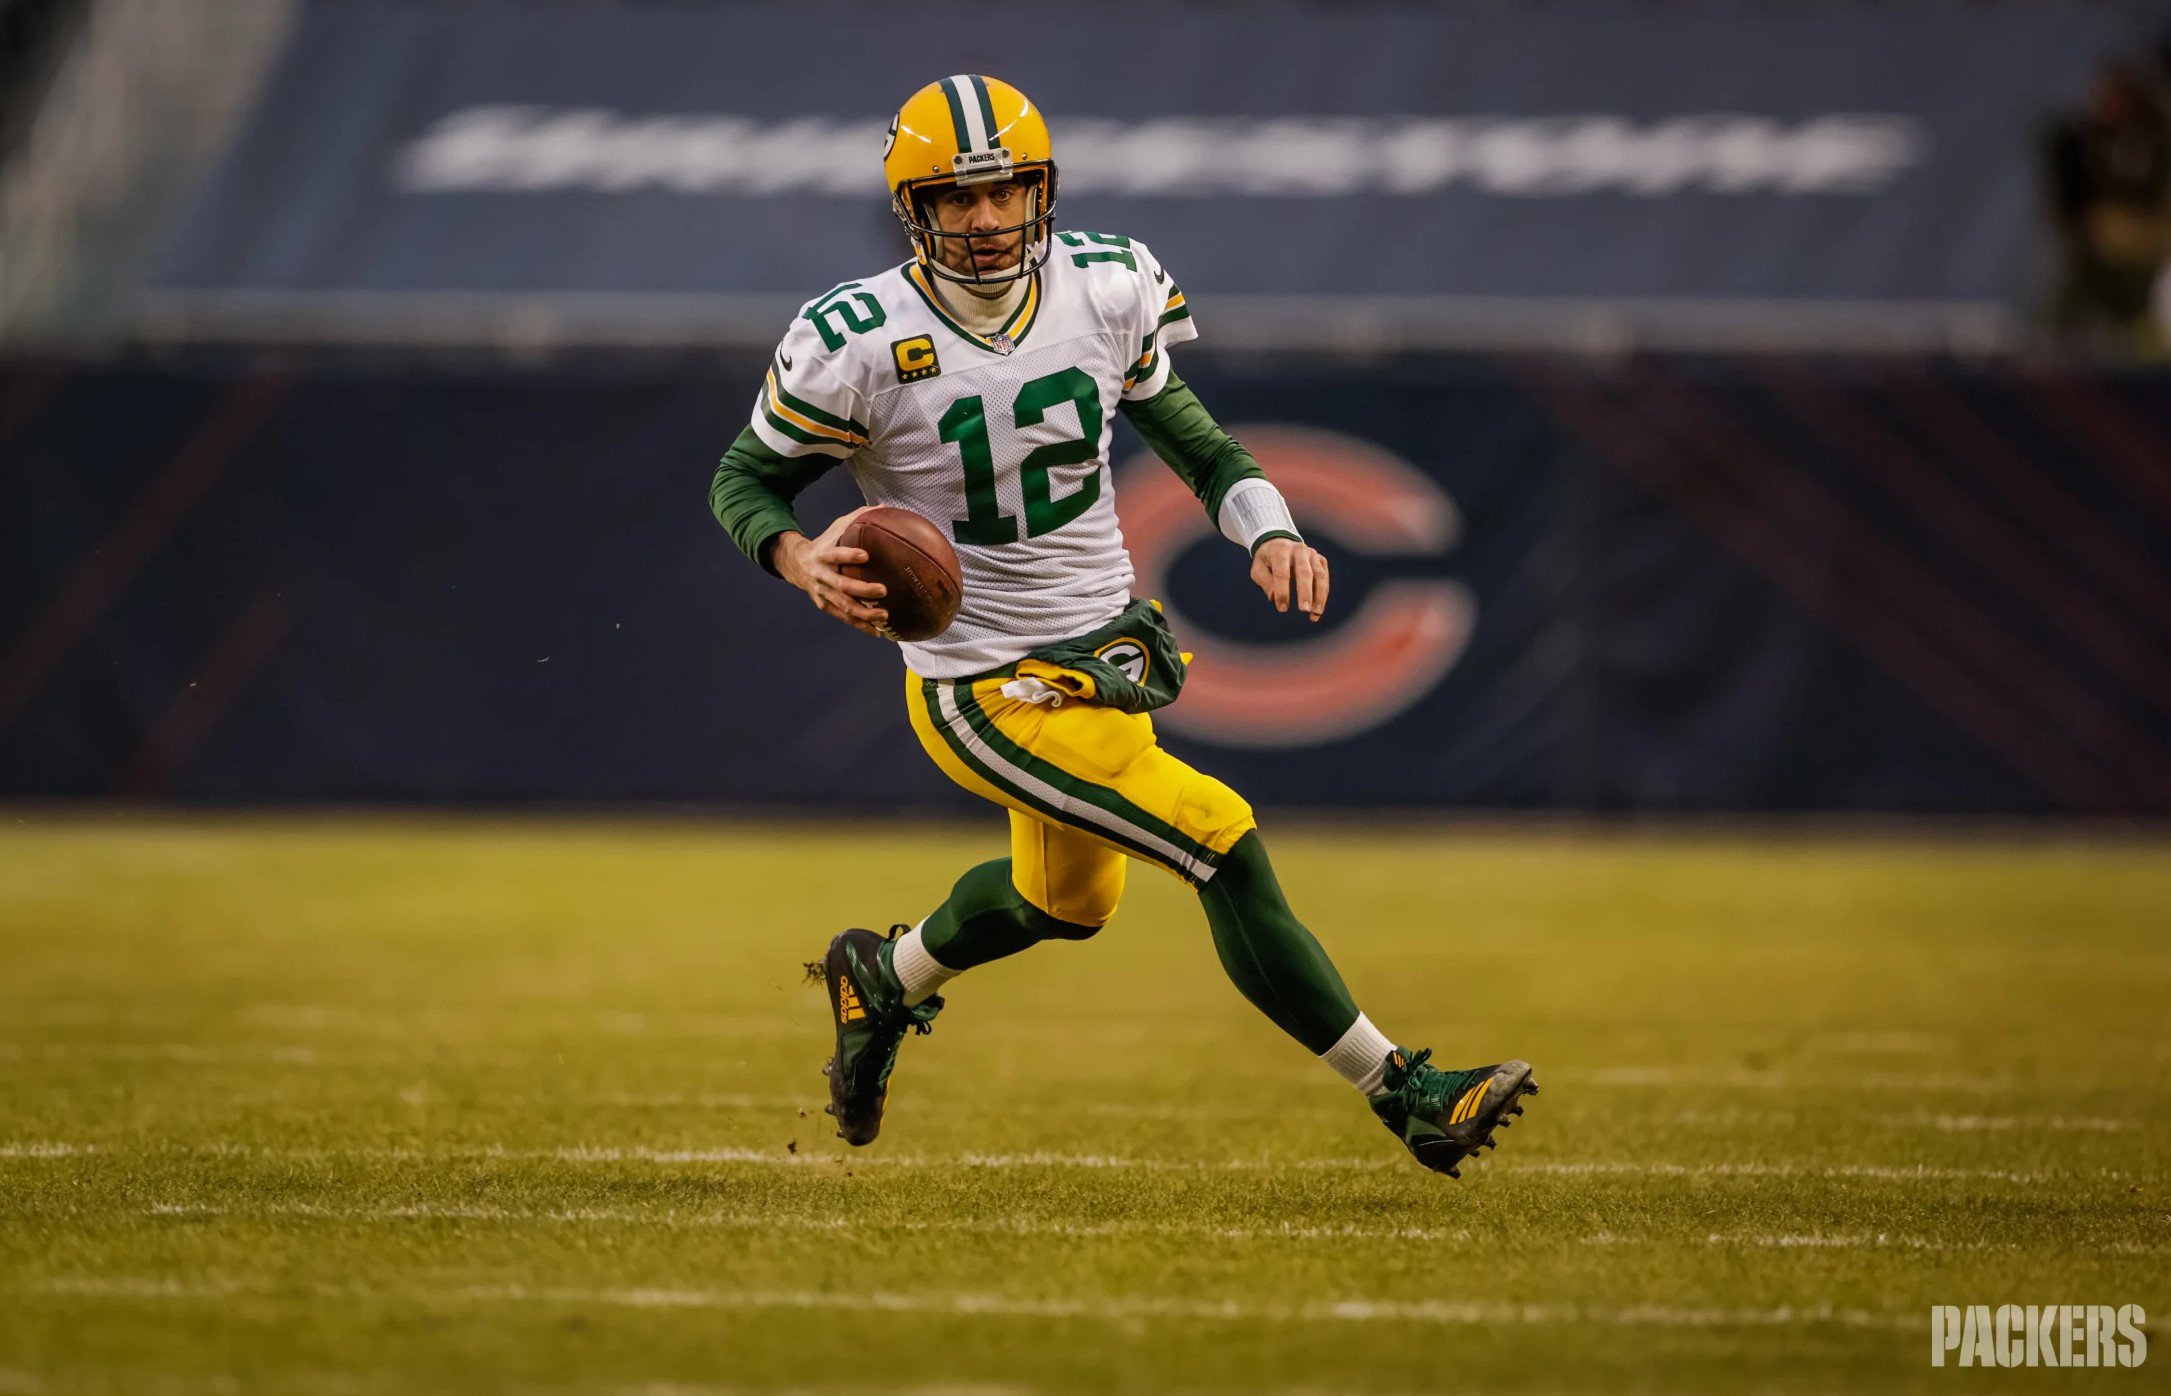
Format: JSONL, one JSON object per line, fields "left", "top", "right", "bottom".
{"left": 894, "top": 164, "right": 1058, "bottom": 288}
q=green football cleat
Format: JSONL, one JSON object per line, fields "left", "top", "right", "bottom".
{"left": 809, "top": 924, "right": 941, "bottom": 1147}
{"left": 1368, "top": 1047, "right": 1539, "bottom": 1177}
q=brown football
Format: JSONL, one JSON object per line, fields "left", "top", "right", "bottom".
{"left": 839, "top": 506, "right": 963, "bottom": 642}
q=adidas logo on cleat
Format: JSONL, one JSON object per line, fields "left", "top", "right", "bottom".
{"left": 834, "top": 978, "right": 865, "bottom": 1024}
{"left": 1449, "top": 1081, "right": 1489, "bottom": 1124}
{"left": 1371, "top": 1050, "right": 1540, "bottom": 1179}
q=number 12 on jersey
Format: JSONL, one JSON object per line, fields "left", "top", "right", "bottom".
{"left": 939, "top": 367, "right": 1103, "bottom": 546}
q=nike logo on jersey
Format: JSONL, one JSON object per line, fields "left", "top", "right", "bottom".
{"left": 778, "top": 351, "right": 794, "bottom": 371}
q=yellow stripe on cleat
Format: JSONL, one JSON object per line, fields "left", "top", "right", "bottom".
{"left": 1451, "top": 1081, "right": 1488, "bottom": 1124}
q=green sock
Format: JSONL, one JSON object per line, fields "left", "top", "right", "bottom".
{"left": 1197, "top": 830, "right": 1361, "bottom": 1054}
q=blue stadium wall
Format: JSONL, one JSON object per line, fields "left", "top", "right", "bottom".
{"left": 2, "top": 351, "right": 2169, "bottom": 815}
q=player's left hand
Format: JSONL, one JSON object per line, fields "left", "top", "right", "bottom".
{"left": 1250, "top": 537, "right": 1330, "bottom": 621}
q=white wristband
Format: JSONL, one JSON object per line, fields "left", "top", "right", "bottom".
{"left": 1217, "top": 477, "right": 1300, "bottom": 552}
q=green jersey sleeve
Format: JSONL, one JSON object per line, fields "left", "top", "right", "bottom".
{"left": 1117, "top": 370, "right": 1265, "bottom": 522}
{"left": 709, "top": 427, "right": 840, "bottom": 575}
{"left": 716, "top": 299, "right": 878, "bottom": 574}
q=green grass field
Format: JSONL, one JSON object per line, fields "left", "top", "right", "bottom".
{"left": 0, "top": 815, "right": 2165, "bottom": 1395}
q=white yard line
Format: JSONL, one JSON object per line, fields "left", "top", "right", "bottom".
{"left": 1666, "top": 1109, "right": 2141, "bottom": 1132}
{"left": 403, "top": 1148, "right": 2142, "bottom": 1182}
{"left": 1558, "top": 1067, "right": 2029, "bottom": 1093}
{"left": 616, "top": 1389, "right": 1029, "bottom": 1396}
{"left": 1907, "top": 1114, "right": 2137, "bottom": 1133}
{"left": 467, "top": 1286, "right": 1918, "bottom": 1332}
{"left": 596, "top": 1093, "right": 802, "bottom": 1111}
{"left": 7, "top": 1044, "right": 321, "bottom": 1064}
{"left": 1812, "top": 1031, "right": 1953, "bottom": 1053}
{"left": 619, "top": 1388, "right": 1032, "bottom": 1396}
{"left": 145, "top": 1201, "right": 1469, "bottom": 1244}
{"left": 595, "top": 1093, "right": 1263, "bottom": 1122}
{"left": 1510, "top": 1160, "right": 2083, "bottom": 1182}
{"left": 1713, "top": 1233, "right": 2003, "bottom": 1251}
{"left": 38, "top": 1277, "right": 252, "bottom": 1299}
{"left": 142, "top": 1202, "right": 2171, "bottom": 1256}
{"left": 3, "top": 1044, "right": 2146, "bottom": 1112}
{"left": 1588, "top": 1231, "right": 2168, "bottom": 1256}
{"left": 24, "top": 1276, "right": 1916, "bottom": 1331}
{"left": 7, "top": 1140, "right": 2146, "bottom": 1183}
{"left": 1586, "top": 1230, "right": 2008, "bottom": 1253}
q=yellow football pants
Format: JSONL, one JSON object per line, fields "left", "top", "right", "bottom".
{"left": 905, "top": 670, "right": 1258, "bottom": 925}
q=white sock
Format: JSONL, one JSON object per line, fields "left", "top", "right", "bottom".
{"left": 1319, "top": 1013, "right": 1398, "bottom": 1095}
{"left": 890, "top": 922, "right": 959, "bottom": 1007}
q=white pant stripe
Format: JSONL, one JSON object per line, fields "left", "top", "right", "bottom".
{"left": 935, "top": 684, "right": 1214, "bottom": 881}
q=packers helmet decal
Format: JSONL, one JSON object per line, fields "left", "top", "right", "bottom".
{"left": 884, "top": 75, "right": 1058, "bottom": 287}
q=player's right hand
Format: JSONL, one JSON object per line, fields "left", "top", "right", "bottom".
{"left": 773, "top": 508, "right": 889, "bottom": 638}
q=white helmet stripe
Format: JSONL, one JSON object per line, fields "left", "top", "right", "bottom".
{"left": 946, "top": 73, "right": 990, "bottom": 152}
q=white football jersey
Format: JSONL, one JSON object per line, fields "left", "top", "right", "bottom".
{"left": 746, "top": 231, "right": 1197, "bottom": 677}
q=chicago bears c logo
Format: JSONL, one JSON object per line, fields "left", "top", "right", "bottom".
{"left": 1117, "top": 426, "right": 1474, "bottom": 749}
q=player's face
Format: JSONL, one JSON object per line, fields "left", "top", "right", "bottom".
{"left": 930, "top": 179, "right": 1030, "bottom": 279}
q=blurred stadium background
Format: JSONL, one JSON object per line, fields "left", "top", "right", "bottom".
{"left": 2, "top": 0, "right": 2169, "bottom": 814}
{"left": 1, "top": 2, "right": 2167, "bottom": 1393}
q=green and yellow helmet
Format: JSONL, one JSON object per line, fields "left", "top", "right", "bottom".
{"left": 883, "top": 75, "right": 1057, "bottom": 286}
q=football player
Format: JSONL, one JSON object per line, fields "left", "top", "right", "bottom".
{"left": 710, "top": 76, "right": 1535, "bottom": 1175}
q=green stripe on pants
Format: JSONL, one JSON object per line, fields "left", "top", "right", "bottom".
{"left": 949, "top": 681, "right": 1221, "bottom": 879}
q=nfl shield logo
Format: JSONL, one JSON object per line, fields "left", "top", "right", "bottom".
{"left": 988, "top": 332, "right": 1015, "bottom": 355}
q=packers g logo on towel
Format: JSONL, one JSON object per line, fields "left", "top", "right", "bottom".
{"left": 1115, "top": 426, "right": 1475, "bottom": 749}
{"left": 892, "top": 334, "right": 939, "bottom": 383}
{"left": 1094, "top": 639, "right": 1149, "bottom": 684}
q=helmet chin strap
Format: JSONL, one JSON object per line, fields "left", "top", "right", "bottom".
{"left": 904, "top": 172, "right": 1052, "bottom": 308}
